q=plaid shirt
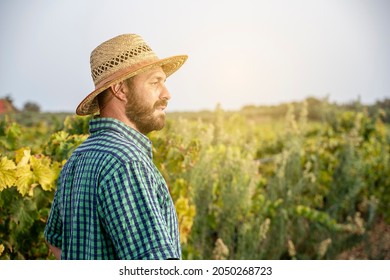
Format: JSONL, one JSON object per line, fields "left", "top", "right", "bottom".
{"left": 44, "top": 117, "right": 181, "bottom": 259}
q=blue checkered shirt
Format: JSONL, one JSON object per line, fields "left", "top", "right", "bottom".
{"left": 44, "top": 117, "right": 181, "bottom": 259}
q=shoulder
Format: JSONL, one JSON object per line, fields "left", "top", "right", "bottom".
{"left": 74, "top": 130, "right": 146, "bottom": 164}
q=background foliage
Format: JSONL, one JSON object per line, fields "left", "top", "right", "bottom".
{"left": 1, "top": 98, "right": 390, "bottom": 259}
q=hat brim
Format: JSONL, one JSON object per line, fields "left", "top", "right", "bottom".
{"left": 76, "top": 55, "right": 188, "bottom": 116}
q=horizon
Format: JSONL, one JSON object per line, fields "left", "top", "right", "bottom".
{"left": 1, "top": 94, "right": 386, "bottom": 115}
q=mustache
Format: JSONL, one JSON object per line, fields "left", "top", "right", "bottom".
{"left": 154, "top": 99, "right": 168, "bottom": 108}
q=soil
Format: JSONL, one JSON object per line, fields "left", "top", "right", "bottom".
{"left": 337, "top": 219, "right": 390, "bottom": 259}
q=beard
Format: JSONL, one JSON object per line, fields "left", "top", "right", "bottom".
{"left": 125, "top": 90, "right": 168, "bottom": 135}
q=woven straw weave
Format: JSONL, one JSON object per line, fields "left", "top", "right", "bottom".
{"left": 91, "top": 35, "right": 156, "bottom": 86}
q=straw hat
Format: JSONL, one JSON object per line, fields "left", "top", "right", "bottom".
{"left": 76, "top": 34, "right": 188, "bottom": 115}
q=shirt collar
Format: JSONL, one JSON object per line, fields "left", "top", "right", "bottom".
{"left": 89, "top": 117, "right": 153, "bottom": 159}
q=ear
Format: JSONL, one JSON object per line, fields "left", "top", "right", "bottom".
{"left": 110, "top": 82, "right": 127, "bottom": 102}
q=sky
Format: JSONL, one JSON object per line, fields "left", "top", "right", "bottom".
{"left": 0, "top": 0, "right": 389, "bottom": 113}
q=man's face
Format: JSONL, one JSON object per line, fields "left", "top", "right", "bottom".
{"left": 124, "top": 67, "right": 170, "bottom": 134}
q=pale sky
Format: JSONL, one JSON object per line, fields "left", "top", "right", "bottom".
{"left": 0, "top": 0, "right": 389, "bottom": 112}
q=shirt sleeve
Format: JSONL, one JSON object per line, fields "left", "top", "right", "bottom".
{"left": 97, "top": 160, "right": 179, "bottom": 260}
{"left": 44, "top": 189, "right": 63, "bottom": 249}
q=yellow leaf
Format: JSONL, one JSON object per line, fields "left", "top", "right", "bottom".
{"left": 28, "top": 183, "right": 39, "bottom": 197}
{"left": 175, "top": 197, "right": 189, "bottom": 214}
{"left": 15, "top": 164, "right": 34, "bottom": 196}
{"left": 52, "top": 161, "right": 62, "bottom": 181}
{"left": 30, "top": 155, "right": 56, "bottom": 191}
{"left": 0, "top": 243, "right": 4, "bottom": 256}
{"left": 15, "top": 147, "right": 31, "bottom": 166}
{"left": 0, "top": 157, "right": 16, "bottom": 191}
{"left": 175, "top": 196, "right": 196, "bottom": 244}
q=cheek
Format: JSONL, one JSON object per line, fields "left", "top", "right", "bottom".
{"left": 148, "top": 89, "right": 161, "bottom": 104}
{"left": 133, "top": 85, "right": 161, "bottom": 109}
{"left": 151, "top": 87, "right": 162, "bottom": 99}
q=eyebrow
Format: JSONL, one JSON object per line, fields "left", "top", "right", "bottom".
{"left": 146, "top": 70, "right": 167, "bottom": 81}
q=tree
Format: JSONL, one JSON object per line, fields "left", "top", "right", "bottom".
{"left": 23, "top": 102, "right": 40, "bottom": 113}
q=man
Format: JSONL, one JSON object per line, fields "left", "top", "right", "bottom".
{"left": 44, "top": 34, "right": 187, "bottom": 259}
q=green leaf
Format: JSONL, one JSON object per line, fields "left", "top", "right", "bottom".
{"left": 10, "top": 198, "right": 37, "bottom": 235}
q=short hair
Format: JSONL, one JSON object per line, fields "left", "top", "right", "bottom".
{"left": 97, "top": 76, "right": 135, "bottom": 109}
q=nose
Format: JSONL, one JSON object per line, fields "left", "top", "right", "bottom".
{"left": 160, "top": 84, "right": 171, "bottom": 101}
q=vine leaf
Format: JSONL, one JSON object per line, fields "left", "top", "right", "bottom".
{"left": 0, "top": 157, "right": 16, "bottom": 191}
{"left": 13, "top": 148, "right": 58, "bottom": 196}
{"left": 30, "top": 155, "right": 56, "bottom": 192}
{"left": 15, "top": 164, "right": 34, "bottom": 196}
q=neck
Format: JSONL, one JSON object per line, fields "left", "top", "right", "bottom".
{"left": 99, "top": 102, "right": 140, "bottom": 133}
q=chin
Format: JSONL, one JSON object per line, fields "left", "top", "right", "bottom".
{"left": 142, "top": 116, "right": 166, "bottom": 134}
{"left": 154, "top": 119, "right": 166, "bottom": 131}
